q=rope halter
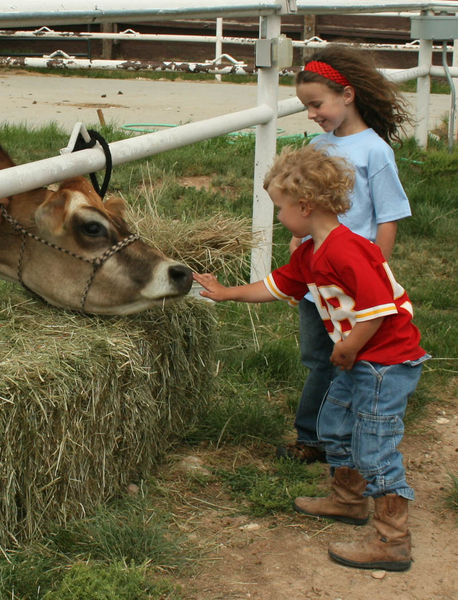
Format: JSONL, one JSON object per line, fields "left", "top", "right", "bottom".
{"left": 0, "top": 204, "right": 140, "bottom": 312}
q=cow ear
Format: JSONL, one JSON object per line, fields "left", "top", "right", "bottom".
{"left": 59, "top": 177, "right": 99, "bottom": 201}
{"left": 34, "top": 189, "right": 70, "bottom": 236}
{"left": 104, "top": 194, "right": 126, "bottom": 219}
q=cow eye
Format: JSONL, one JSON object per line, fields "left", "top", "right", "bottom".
{"left": 81, "top": 221, "right": 107, "bottom": 237}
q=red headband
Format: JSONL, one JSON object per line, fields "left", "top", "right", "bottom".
{"left": 303, "top": 60, "right": 350, "bottom": 87}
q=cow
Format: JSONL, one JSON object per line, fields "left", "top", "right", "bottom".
{"left": 0, "top": 145, "right": 193, "bottom": 314}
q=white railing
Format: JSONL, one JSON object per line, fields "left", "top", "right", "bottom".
{"left": 0, "top": 26, "right": 454, "bottom": 71}
{"left": 0, "top": 25, "right": 451, "bottom": 53}
{"left": 0, "top": 0, "right": 457, "bottom": 281}
{"left": 0, "top": 53, "right": 254, "bottom": 76}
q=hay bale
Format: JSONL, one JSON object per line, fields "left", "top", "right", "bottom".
{"left": 0, "top": 208, "right": 254, "bottom": 545}
{"left": 0, "top": 284, "right": 216, "bottom": 545}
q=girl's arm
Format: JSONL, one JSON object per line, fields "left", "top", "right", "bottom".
{"left": 375, "top": 221, "right": 397, "bottom": 260}
{"left": 289, "top": 235, "right": 303, "bottom": 254}
{"left": 330, "top": 317, "right": 384, "bottom": 370}
{"left": 193, "top": 273, "right": 276, "bottom": 303}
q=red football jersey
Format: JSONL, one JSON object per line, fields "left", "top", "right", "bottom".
{"left": 264, "top": 225, "right": 425, "bottom": 365}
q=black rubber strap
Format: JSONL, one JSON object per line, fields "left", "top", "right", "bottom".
{"left": 72, "top": 130, "right": 113, "bottom": 199}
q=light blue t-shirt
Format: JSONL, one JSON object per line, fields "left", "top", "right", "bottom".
{"left": 310, "top": 128, "right": 411, "bottom": 241}
{"left": 302, "top": 128, "right": 411, "bottom": 302}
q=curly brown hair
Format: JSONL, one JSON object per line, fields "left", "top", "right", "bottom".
{"left": 264, "top": 144, "right": 354, "bottom": 215}
{"left": 296, "top": 44, "right": 412, "bottom": 144}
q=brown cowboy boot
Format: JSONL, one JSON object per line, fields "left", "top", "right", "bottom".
{"left": 294, "top": 466, "right": 369, "bottom": 525}
{"left": 328, "top": 494, "right": 412, "bottom": 571}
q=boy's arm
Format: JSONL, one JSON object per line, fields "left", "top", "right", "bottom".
{"left": 331, "top": 317, "right": 384, "bottom": 370}
{"left": 375, "top": 221, "right": 397, "bottom": 260}
{"left": 193, "top": 273, "right": 276, "bottom": 303}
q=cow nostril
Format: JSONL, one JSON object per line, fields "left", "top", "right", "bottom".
{"left": 168, "top": 264, "right": 193, "bottom": 292}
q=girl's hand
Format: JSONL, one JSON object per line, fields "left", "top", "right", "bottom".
{"left": 193, "top": 273, "right": 229, "bottom": 302}
{"left": 289, "top": 235, "right": 303, "bottom": 255}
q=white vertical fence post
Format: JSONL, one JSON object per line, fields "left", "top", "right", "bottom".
{"left": 250, "top": 14, "right": 281, "bottom": 283}
{"left": 453, "top": 37, "right": 458, "bottom": 139}
{"left": 215, "top": 17, "right": 223, "bottom": 82}
{"left": 415, "top": 34, "right": 433, "bottom": 147}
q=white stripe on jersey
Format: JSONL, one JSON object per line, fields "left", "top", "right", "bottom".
{"left": 264, "top": 275, "right": 299, "bottom": 307}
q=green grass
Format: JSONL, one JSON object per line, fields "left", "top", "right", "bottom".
{"left": 217, "top": 460, "right": 324, "bottom": 516}
{"left": 398, "top": 76, "right": 452, "bottom": 95}
{"left": 48, "top": 499, "right": 188, "bottom": 567}
{"left": 0, "top": 123, "right": 456, "bottom": 598}
{"left": 444, "top": 474, "right": 458, "bottom": 513}
{"left": 1, "top": 558, "right": 181, "bottom": 600}
{"left": 0, "top": 492, "right": 187, "bottom": 599}
{"left": 43, "top": 563, "right": 180, "bottom": 600}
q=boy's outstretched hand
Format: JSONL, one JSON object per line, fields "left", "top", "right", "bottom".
{"left": 193, "top": 273, "right": 230, "bottom": 302}
{"left": 193, "top": 273, "right": 275, "bottom": 304}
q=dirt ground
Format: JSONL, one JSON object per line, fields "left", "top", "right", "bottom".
{"left": 166, "top": 398, "right": 457, "bottom": 600}
{"left": 0, "top": 70, "right": 452, "bottom": 139}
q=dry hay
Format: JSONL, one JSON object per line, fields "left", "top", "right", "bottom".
{"left": 0, "top": 212, "right": 254, "bottom": 546}
{"left": 0, "top": 287, "right": 216, "bottom": 546}
{"left": 124, "top": 197, "right": 256, "bottom": 282}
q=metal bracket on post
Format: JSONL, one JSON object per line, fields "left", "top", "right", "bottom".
{"left": 61, "top": 122, "right": 92, "bottom": 154}
{"left": 256, "top": 39, "right": 273, "bottom": 68}
{"left": 255, "top": 35, "right": 293, "bottom": 69}
{"left": 43, "top": 49, "right": 75, "bottom": 59}
{"left": 204, "top": 54, "right": 246, "bottom": 68}
{"left": 272, "top": 35, "right": 293, "bottom": 70}
{"left": 410, "top": 15, "right": 458, "bottom": 40}
{"left": 280, "top": 0, "right": 297, "bottom": 14}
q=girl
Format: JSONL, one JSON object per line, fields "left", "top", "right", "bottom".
{"left": 279, "top": 44, "right": 414, "bottom": 465}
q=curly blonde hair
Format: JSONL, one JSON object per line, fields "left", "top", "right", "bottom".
{"left": 264, "top": 144, "right": 354, "bottom": 215}
{"left": 296, "top": 44, "right": 412, "bottom": 144}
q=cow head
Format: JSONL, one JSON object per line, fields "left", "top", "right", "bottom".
{"left": 0, "top": 147, "right": 193, "bottom": 315}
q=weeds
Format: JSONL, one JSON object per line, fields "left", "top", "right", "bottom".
{"left": 48, "top": 498, "right": 188, "bottom": 568}
{"left": 217, "top": 461, "right": 324, "bottom": 516}
{"left": 185, "top": 390, "right": 288, "bottom": 446}
{"left": 43, "top": 563, "right": 181, "bottom": 600}
{"left": 0, "top": 494, "right": 188, "bottom": 599}
{"left": 444, "top": 474, "right": 458, "bottom": 513}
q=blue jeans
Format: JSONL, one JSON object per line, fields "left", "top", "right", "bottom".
{"left": 295, "top": 298, "right": 338, "bottom": 446}
{"left": 317, "top": 358, "right": 427, "bottom": 499}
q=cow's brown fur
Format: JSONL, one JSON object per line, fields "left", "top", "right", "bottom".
{"left": 0, "top": 145, "right": 192, "bottom": 314}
